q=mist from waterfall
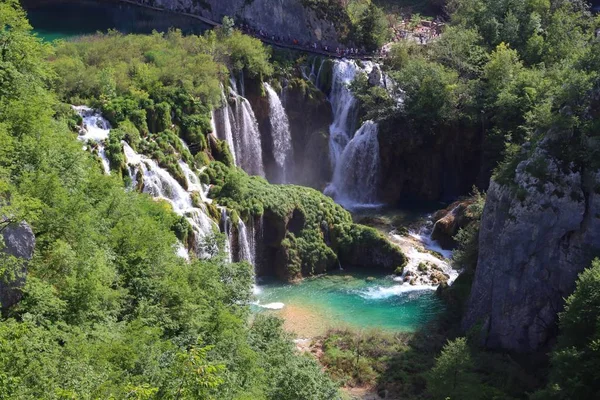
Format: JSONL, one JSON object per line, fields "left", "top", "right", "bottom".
{"left": 263, "top": 82, "right": 293, "bottom": 182}
{"left": 73, "top": 106, "right": 111, "bottom": 175}
{"left": 325, "top": 121, "right": 381, "bottom": 207}
{"left": 212, "top": 86, "right": 265, "bottom": 177}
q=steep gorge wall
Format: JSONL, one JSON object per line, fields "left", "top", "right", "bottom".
{"left": 462, "top": 145, "right": 600, "bottom": 352}
{"left": 377, "top": 117, "right": 482, "bottom": 203}
{"left": 117, "top": 0, "right": 341, "bottom": 45}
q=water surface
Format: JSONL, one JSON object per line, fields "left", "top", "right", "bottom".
{"left": 253, "top": 272, "right": 444, "bottom": 337}
{"left": 24, "top": 0, "right": 210, "bottom": 41}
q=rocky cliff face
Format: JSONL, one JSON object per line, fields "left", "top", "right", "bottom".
{"left": 246, "top": 77, "right": 332, "bottom": 189}
{"left": 377, "top": 117, "right": 482, "bottom": 203}
{"left": 462, "top": 145, "right": 600, "bottom": 352}
{"left": 128, "top": 0, "right": 341, "bottom": 46}
{"left": 0, "top": 222, "right": 36, "bottom": 311}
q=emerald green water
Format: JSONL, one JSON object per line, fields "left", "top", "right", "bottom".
{"left": 253, "top": 272, "right": 444, "bottom": 335}
{"left": 24, "top": 0, "right": 210, "bottom": 41}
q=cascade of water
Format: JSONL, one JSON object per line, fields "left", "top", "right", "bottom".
{"left": 263, "top": 82, "right": 293, "bottom": 182}
{"left": 220, "top": 208, "right": 233, "bottom": 263}
{"left": 211, "top": 86, "right": 264, "bottom": 176}
{"left": 325, "top": 121, "right": 381, "bottom": 207}
{"left": 122, "top": 142, "right": 217, "bottom": 256}
{"left": 73, "top": 106, "right": 111, "bottom": 175}
{"left": 232, "top": 93, "right": 265, "bottom": 176}
{"left": 315, "top": 58, "right": 325, "bottom": 89}
{"left": 212, "top": 87, "right": 238, "bottom": 166}
{"left": 328, "top": 60, "right": 361, "bottom": 170}
{"left": 237, "top": 220, "right": 255, "bottom": 266}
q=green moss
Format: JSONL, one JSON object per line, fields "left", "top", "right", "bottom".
{"left": 207, "top": 162, "right": 407, "bottom": 279}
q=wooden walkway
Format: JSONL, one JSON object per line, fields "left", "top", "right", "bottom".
{"left": 117, "top": 0, "right": 380, "bottom": 60}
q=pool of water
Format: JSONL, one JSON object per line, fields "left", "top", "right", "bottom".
{"left": 252, "top": 272, "right": 444, "bottom": 337}
{"left": 23, "top": 0, "right": 211, "bottom": 41}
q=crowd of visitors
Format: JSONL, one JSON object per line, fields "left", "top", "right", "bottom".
{"left": 238, "top": 23, "right": 377, "bottom": 59}
{"left": 235, "top": 17, "right": 442, "bottom": 58}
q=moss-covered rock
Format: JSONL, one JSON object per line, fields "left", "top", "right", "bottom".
{"left": 207, "top": 162, "right": 406, "bottom": 281}
{"left": 331, "top": 223, "right": 407, "bottom": 273}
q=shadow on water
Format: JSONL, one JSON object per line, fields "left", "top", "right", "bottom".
{"left": 22, "top": 0, "right": 211, "bottom": 41}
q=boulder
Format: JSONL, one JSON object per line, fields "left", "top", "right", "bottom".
{"left": 0, "top": 222, "right": 35, "bottom": 311}
{"left": 431, "top": 199, "right": 475, "bottom": 249}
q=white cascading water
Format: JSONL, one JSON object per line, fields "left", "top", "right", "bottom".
{"left": 122, "top": 142, "right": 217, "bottom": 256}
{"left": 328, "top": 60, "right": 361, "bottom": 169}
{"left": 325, "top": 121, "right": 381, "bottom": 207}
{"left": 237, "top": 220, "right": 255, "bottom": 266}
{"left": 212, "top": 87, "right": 237, "bottom": 166}
{"left": 263, "top": 83, "right": 293, "bottom": 182}
{"left": 233, "top": 94, "right": 265, "bottom": 176}
{"left": 73, "top": 106, "right": 111, "bottom": 175}
{"left": 327, "top": 60, "right": 380, "bottom": 170}
{"left": 212, "top": 86, "right": 265, "bottom": 177}
{"left": 220, "top": 208, "right": 233, "bottom": 263}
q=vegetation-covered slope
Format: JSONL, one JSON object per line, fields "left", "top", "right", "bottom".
{"left": 0, "top": 1, "right": 340, "bottom": 398}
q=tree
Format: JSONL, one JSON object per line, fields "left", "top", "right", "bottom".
{"left": 356, "top": 3, "right": 388, "bottom": 51}
{"left": 532, "top": 259, "right": 600, "bottom": 400}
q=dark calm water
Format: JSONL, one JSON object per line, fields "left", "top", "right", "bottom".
{"left": 22, "top": 0, "right": 211, "bottom": 41}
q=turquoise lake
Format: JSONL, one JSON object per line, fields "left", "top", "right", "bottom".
{"left": 23, "top": 0, "right": 210, "bottom": 41}
{"left": 252, "top": 272, "right": 444, "bottom": 337}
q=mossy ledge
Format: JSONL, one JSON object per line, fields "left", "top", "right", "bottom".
{"left": 207, "top": 162, "right": 407, "bottom": 281}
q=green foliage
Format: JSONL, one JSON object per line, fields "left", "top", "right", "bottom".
{"left": 353, "top": 2, "right": 389, "bottom": 51}
{"left": 302, "top": 0, "right": 388, "bottom": 49}
{"left": 389, "top": 55, "right": 462, "bottom": 134}
{"left": 350, "top": 72, "right": 397, "bottom": 122}
{"left": 375, "top": 0, "right": 600, "bottom": 188}
{"left": 451, "top": 188, "right": 485, "bottom": 271}
{"left": 322, "top": 329, "right": 407, "bottom": 387}
{"left": 532, "top": 259, "right": 600, "bottom": 400}
{"left": 0, "top": 3, "right": 340, "bottom": 398}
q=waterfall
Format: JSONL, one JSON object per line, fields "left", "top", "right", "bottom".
{"left": 233, "top": 94, "right": 265, "bottom": 176}
{"left": 212, "top": 86, "right": 264, "bottom": 177}
{"left": 212, "top": 88, "right": 237, "bottom": 166}
{"left": 325, "top": 121, "right": 381, "bottom": 207}
{"left": 220, "top": 208, "right": 233, "bottom": 263}
{"left": 122, "top": 142, "right": 217, "bottom": 256}
{"left": 327, "top": 60, "right": 361, "bottom": 170}
{"left": 73, "top": 106, "right": 111, "bottom": 175}
{"left": 263, "top": 82, "right": 293, "bottom": 182}
{"left": 237, "top": 220, "right": 255, "bottom": 266}
{"left": 327, "top": 60, "right": 380, "bottom": 171}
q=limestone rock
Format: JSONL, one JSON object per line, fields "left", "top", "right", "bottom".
{"left": 431, "top": 199, "right": 475, "bottom": 249}
{"left": 462, "top": 147, "right": 600, "bottom": 352}
{"left": 0, "top": 222, "right": 35, "bottom": 311}
{"left": 123, "top": 0, "right": 342, "bottom": 46}
{"left": 377, "top": 116, "right": 482, "bottom": 203}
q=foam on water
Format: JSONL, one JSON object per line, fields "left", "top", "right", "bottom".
{"left": 357, "top": 282, "right": 436, "bottom": 300}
